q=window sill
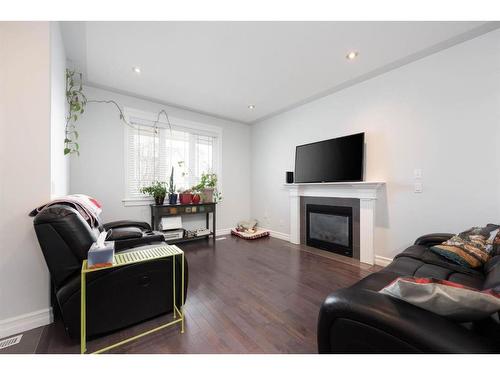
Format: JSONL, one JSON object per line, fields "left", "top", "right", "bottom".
{"left": 122, "top": 198, "right": 154, "bottom": 207}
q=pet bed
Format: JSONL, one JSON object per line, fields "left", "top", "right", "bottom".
{"left": 231, "top": 228, "right": 270, "bottom": 240}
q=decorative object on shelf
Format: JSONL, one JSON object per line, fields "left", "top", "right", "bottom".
{"left": 179, "top": 189, "right": 193, "bottom": 205}
{"left": 168, "top": 194, "right": 178, "bottom": 205}
{"left": 168, "top": 166, "right": 178, "bottom": 205}
{"left": 201, "top": 189, "right": 213, "bottom": 203}
{"left": 185, "top": 230, "right": 196, "bottom": 239}
{"left": 195, "top": 228, "right": 211, "bottom": 236}
{"left": 190, "top": 186, "right": 201, "bottom": 204}
{"left": 191, "top": 194, "right": 201, "bottom": 204}
{"left": 64, "top": 69, "right": 173, "bottom": 156}
{"left": 140, "top": 181, "right": 167, "bottom": 205}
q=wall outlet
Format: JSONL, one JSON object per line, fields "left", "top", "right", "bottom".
{"left": 414, "top": 182, "right": 423, "bottom": 193}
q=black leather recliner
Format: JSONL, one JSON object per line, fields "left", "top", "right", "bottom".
{"left": 317, "top": 233, "right": 500, "bottom": 353}
{"left": 33, "top": 205, "right": 188, "bottom": 339}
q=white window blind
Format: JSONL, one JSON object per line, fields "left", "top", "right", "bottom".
{"left": 125, "top": 117, "right": 218, "bottom": 200}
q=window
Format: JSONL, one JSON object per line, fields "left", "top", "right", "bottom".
{"left": 124, "top": 109, "right": 221, "bottom": 203}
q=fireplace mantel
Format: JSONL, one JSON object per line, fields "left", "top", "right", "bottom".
{"left": 284, "top": 181, "right": 385, "bottom": 265}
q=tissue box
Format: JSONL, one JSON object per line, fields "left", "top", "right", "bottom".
{"left": 87, "top": 241, "right": 115, "bottom": 269}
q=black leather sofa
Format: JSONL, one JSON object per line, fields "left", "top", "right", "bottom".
{"left": 33, "top": 205, "right": 188, "bottom": 339}
{"left": 317, "top": 233, "right": 500, "bottom": 353}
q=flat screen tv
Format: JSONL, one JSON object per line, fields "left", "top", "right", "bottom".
{"left": 294, "top": 132, "right": 364, "bottom": 183}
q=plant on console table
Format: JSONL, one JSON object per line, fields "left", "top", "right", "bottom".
{"left": 190, "top": 187, "right": 201, "bottom": 204}
{"left": 140, "top": 181, "right": 167, "bottom": 205}
{"left": 167, "top": 167, "right": 178, "bottom": 205}
{"left": 193, "top": 172, "right": 222, "bottom": 203}
{"left": 178, "top": 188, "right": 193, "bottom": 205}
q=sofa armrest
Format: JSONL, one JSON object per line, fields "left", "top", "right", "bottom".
{"left": 414, "top": 233, "right": 454, "bottom": 247}
{"left": 317, "top": 288, "right": 495, "bottom": 353}
{"left": 103, "top": 220, "right": 151, "bottom": 231}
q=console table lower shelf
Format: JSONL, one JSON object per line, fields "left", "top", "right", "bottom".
{"left": 80, "top": 245, "right": 185, "bottom": 354}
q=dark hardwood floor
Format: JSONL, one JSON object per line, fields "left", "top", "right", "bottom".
{"left": 3, "top": 235, "right": 380, "bottom": 354}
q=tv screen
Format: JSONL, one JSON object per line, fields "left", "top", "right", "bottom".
{"left": 294, "top": 133, "right": 364, "bottom": 183}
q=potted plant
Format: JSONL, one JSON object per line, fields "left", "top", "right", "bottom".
{"left": 140, "top": 181, "right": 167, "bottom": 205}
{"left": 167, "top": 166, "right": 178, "bottom": 204}
{"left": 179, "top": 188, "right": 193, "bottom": 205}
{"left": 191, "top": 186, "right": 201, "bottom": 204}
{"left": 194, "top": 172, "right": 218, "bottom": 203}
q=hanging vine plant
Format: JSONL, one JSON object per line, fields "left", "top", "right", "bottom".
{"left": 65, "top": 70, "right": 86, "bottom": 155}
{"left": 64, "top": 68, "right": 172, "bottom": 156}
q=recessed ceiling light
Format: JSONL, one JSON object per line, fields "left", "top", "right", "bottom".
{"left": 132, "top": 66, "right": 141, "bottom": 74}
{"left": 248, "top": 104, "right": 255, "bottom": 109}
{"left": 346, "top": 51, "right": 359, "bottom": 60}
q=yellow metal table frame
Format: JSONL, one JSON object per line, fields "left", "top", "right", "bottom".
{"left": 80, "top": 245, "right": 185, "bottom": 354}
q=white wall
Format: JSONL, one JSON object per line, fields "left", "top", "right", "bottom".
{"left": 50, "top": 22, "right": 69, "bottom": 197}
{"left": 70, "top": 86, "right": 251, "bottom": 230}
{"left": 0, "top": 22, "right": 53, "bottom": 338}
{"left": 251, "top": 30, "right": 500, "bottom": 259}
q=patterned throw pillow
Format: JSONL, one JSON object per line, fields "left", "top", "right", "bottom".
{"left": 431, "top": 225, "right": 500, "bottom": 268}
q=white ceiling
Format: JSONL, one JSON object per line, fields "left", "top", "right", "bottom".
{"left": 61, "top": 21, "right": 498, "bottom": 124}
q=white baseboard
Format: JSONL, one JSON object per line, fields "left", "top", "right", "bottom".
{"left": 375, "top": 255, "right": 393, "bottom": 267}
{"left": 254, "top": 227, "right": 290, "bottom": 241}
{"left": 215, "top": 228, "right": 232, "bottom": 236}
{"left": 0, "top": 308, "right": 53, "bottom": 339}
{"left": 266, "top": 229, "right": 290, "bottom": 242}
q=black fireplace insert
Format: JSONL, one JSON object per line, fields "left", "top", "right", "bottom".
{"left": 306, "top": 204, "right": 353, "bottom": 257}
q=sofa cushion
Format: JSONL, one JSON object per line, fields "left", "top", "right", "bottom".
{"left": 351, "top": 245, "right": 485, "bottom": 293}
{"left": 396, "top": 245, "right": 484, "bottom": 278}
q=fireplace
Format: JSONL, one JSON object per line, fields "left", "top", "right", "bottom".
{"left": 306, "top": 204, "right": 353, "bottom": 257}
{"left": 287, "top": 182, "right": 383, "bottom": 264}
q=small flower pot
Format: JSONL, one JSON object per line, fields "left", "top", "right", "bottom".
{"left": 154, "top": 195, "right": 165, "bottom": 205}
{"left": 191, "top": 194, "right": 201, "bottom": 204}
{"left": 168, "top": 193, "right": 178, "bottom": 205}
{"left": 202, "top": 188, "right": 214, "bottom": 203}
{"left": 179, "top": 193, "right": 193, "bottom": 205}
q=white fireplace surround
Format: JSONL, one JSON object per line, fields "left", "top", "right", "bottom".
{"left": 285, "top": 182, "right": 385, "bottom": 265}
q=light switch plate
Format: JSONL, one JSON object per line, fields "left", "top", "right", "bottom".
{"left": 414, "top": 169, "right": 422, "bottom": 179}
{"left": 414, "top": 182, "right": 423, "bottom": 193}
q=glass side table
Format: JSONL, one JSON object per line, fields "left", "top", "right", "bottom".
{"left": 80, "top": 245, "right": 185, "bottom": 354}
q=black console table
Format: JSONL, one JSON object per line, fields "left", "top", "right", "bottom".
{"left": 150, "top": 202, "right": 216, "bottom": 244}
